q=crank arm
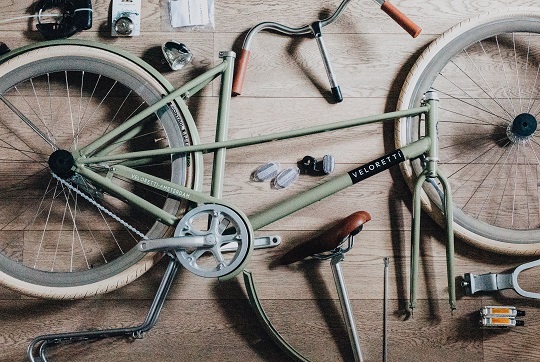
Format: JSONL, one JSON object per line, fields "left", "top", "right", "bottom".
{"left": 463, "top": 258, "right": 540, "bottom": 299}
{"left": 220, "top": 235, "right": 281, "bottom": 253}
{"left": 138, "top": 236, "right": 207, "bottom": 252}
{"left": 138, "top": 235, "right": 281, "bottom": 253}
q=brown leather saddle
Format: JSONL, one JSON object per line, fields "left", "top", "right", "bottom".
{"left": 279, "top": 211, "right": 371, "bottom": 265}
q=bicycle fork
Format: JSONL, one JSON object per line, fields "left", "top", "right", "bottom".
{"left": 409, "top": 91, "right": 456, "bottom": 312}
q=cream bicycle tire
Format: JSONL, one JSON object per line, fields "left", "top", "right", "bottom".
{"left": 397, "top": 8, "right": 540, "bottom": 255}
{"left": 0, "top": 41, "right": 201, "bottom": 298}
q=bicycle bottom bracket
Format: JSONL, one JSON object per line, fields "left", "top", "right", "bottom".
{"left": 48, "top": 149, "right": 75, "bottom": 178}
{"left": 173, "top": 204, "right": 252, "bottom": 278}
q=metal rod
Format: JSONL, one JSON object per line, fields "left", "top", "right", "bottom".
{"left": 331, "top": 253, "right": 363, "bottom": 362}
{"left": 409, "top": 172, "right": 426, "bottom": 313}
{"left": 383, "top": 257, "right": 389, "bottom": 362}
{"left": 211, "top": 53, "right": 235, "bottom": 199}
{"left": 437, "top": 171, "right": 456, "bottom": 311}
{"left": 78, "top": 61, "right": 228, "bottom": 157}
{"left": 0, "top": 94, "right": 58, "bottom": 150}
{"left": 311, "top": 21, "right": 342, "bottom": 102}
{"left": 77, "top": 106, "right": 430, "bottom": 164}
{"left": 241, "top": 0, "right": 352, "bottom": 50}
{"left": 313, "top": 31, "right": 338, "bottom": 87}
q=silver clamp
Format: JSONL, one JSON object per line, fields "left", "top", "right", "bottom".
{"left": 463, "top": 258, "right": 540, "bottom": 299}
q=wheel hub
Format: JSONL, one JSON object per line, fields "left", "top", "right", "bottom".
{"left": 48, "top": 149, "right": 75, "bottom": 178}
{"left": 507, "top": 113, "right": 537, "bottom": 143}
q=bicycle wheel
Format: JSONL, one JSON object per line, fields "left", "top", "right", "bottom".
{"left": 0, "top": 41, "right": 201, "bottom": 298}
{"left": 396, "top": 8, "right": 540, "bottom": 255}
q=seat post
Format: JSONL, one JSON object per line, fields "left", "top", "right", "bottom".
{"left": 331, "top": 251, "right": 364, "bottom": 362}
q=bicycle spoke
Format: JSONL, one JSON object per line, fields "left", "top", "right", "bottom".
{"left": 454, "top": 142, "right": 507, "bottom": 211}
{"left": 99, "top": 88, "right": 133, "bottom": 136}
{"left": 439, "top": 107, "right": 507, "bottom": 128}
{"left": 15, "top": 84, "right": 57, "bottom": 146}
{"left": 494, "top": 35, "right": 518, "bottom": 118}
{"left": 508, "top": 142, "right": 521, "bottom": 226}
{"left": 76, "top": 79, "right": 118, "bottom": 143}
{"left": 527, "top": 66, "right": 540, "bottom": 114}
{"left": 74, "top": 71, "right": 84, "bottom": 150}
{"left": 0, "top": 94, "right": 58, "bottom": 150}
{"left": 512, "top": 33, "right": 524, "bottom": 114}
{"left": 433, "top": 87, "right": 509, "bottom": 125}
{"left": 32, "top": 179, "right": 60, "bottom": 269}
{"left": 78, "top": 74, "right": 101, "bottom": 128}
{"left": 483, "top": 143, "right": 516, "bottom": 223}
{"left": 437, "top": 70, "right": 510, "bottom": 123}
{"left": 462, "top": 45, "right": 514, "bottom": 120}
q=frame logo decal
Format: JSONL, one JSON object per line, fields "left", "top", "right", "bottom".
{"left": 348, "top": 150, "right": 405, "bottom": 184}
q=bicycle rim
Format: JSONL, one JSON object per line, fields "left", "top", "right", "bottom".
{"left": 0, "top": 43, "right": 198, "bottom": 298}
{"left": 397, "top": 8, "right": 540, "bottom": 255}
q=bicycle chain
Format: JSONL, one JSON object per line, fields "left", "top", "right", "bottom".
{"left": 51, "top": 172, "right": 148, "bottom": 240}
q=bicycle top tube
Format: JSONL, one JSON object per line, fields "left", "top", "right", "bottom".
{"left": 76, "top": 106, "right": 430, "bottom": 165}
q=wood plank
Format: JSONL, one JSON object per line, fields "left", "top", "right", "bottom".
{"left": 215, "top": 32, "right": 434, "bottom": 99}
{"left": 1, "top": 0, "right": 540, "bottom": 361}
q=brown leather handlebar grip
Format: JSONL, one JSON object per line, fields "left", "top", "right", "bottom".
{"left": 232, "top": 49, "right": 251, "bottom": 96}
{"left": 381, "top": 1, "right": 422, "bottom": 38}
{"left": 279, "top": 211, "right": 372, "bottom": 265}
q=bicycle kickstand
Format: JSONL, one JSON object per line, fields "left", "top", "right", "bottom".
{"left": 27, "top": 256, "right": 180, "bottom": 362}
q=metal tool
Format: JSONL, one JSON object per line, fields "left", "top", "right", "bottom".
{"left": 463, "top": 258, "right": 540, "bottom": 299}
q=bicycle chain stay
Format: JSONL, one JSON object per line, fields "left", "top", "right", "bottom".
{"left": 50, "top": 171, "right": 148, "bottom": 240}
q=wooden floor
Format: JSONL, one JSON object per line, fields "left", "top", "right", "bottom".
{"left": 2, "top": 0, "right": 540, "bottom": 361}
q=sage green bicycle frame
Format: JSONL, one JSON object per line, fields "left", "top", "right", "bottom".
{"left": 71, "top": 51, "right": 454, "bottom": 310}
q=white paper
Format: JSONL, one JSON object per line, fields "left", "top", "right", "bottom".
{"left": 169, "top": 0, "right": 210, "bottom": 27}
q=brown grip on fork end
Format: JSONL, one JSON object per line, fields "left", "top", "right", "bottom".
{"left": 232, "top": 49, "right": 251, "bottom": 96}
{"left": 381, "top": 1, "right": 422, "bottom": 38}
{"left": 279, "top": 211, "right": 371, "bottom": 265}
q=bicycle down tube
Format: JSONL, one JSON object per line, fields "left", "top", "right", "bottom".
{"left": 67, "top": 49, "right": 454, "bottom": 309}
